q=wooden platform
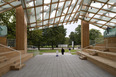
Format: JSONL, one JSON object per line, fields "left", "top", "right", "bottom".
{"left": 2, "top": 55, "right": 115, "bottom": 77}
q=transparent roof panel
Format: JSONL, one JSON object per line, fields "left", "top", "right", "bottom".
{"left": 0, "top": 0, "right": 115, "bottom": 29}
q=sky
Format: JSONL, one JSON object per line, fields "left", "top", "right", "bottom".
{"left": 64, "top": 19, "right": 105, "bottom": 37}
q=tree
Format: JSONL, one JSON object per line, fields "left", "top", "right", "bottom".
{"left": 89, "top": 29, "right": 102, "bottom": 40}
{"left": 27, "top": 29, "right": 43, "bottom": 50}
{"left": 42, "top": 26, "right": 66, "bottom": 49}
{"left": 64, "top": 37, "right": 70, "bottom": 45}
{"left": 0, "top": 9, "right": 16, "bottom": 39}
{"left": 69, "top": 25, "right": 81, "bottom": 45}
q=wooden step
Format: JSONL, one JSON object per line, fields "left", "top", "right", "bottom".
{"left": 10, "top": 63, "right": 25, "bottom": 70}
{"left": 0, "top": 47, "right": 12, "bottom": 52}
{"left": 95, "top": 44, "right": 105, "bottom": 46}
{"left": 0, "top": 56, "right": 9, "bottom": 63}
{"left": 93, "top": 46, "right": 107, "bottom": 51}
{"left": 85, "top": 49, "right": 98, "bottom": 56}
{"left": 0, "top": 53, "right": 33, "bottom": 76}
{"left": 108, "top": 47, "right": 116, "bottom": 53}
{"left": 86, "top": 49, "right": 116, "bottom": 61}
{"left": 77, "top": 51, "right": 116, "bottom": 76}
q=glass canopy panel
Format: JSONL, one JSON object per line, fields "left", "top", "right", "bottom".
{"left": 44, "top": 0, "right": 50, "bottom": 4}
{"left": 49, "top": 25, "right": 53, "bottom": 28}
{"left": 98, "top": 10, "right": 108, "bottom": 14}
{"left": 84, "top": 17, "right": 90, "bottom": 21}
{"left": 91, "top": 19, "right": 98, "bottom": 22}
{"left": 106, "top": 23, "right": 116, "bottom": 26}
{"left": 56, "top": 8, "right": 62, "bottom": 16}
{"left": 51, "top": 4, "right": 57, "bottom": 12}
{"left": 65, "top": 15, "right": 70, "bottom": 21}
{"left": 68, "top": 4, "right": 74, "bottom": 13}
{"left": 109, "top": 13, "right": 116, "bottom": 17}
{"left": 45, "top": 11, "right": 49, "bottom": 19}
{"left": 111, "top": 19, "right": 116, "bottom": 23}
{"left": 108, "top": 0, "right": 116, "bottom": 3}
{"left": 64, "top": 1, "right": 70, "bottom": 9}
{"left": 30, "top": 23, "right": 36, "bottom": 27}
{"left": 83, "top": 0, "right": 91, "bottom": 5}
{"left": 1, "top": 4, "right": 11, "bottom": 9}
{"left": 36, "top": 7, "right": 42, "bottom": 20}
{"left": 101, "top": 17, "right": 111, "bottom": 21}
{"left": 36, "top": 0, "right": 42, "bottom": 5}
{"left": 50, "top": 19, "right": 54, "bottom": 24}
{"left": 90, "top": 2, "right": 102, "bottom": 8}
{"left": 52, "top": 0, "right": 58, "bottom": 3}
{"left": 97, "top": 21, "right": 107, "bottom": 24}
{"left": 88, "top": 8, "right": 99, "bottom": 13}
{"left": 43, "top": 20, "right": 48, "bottom": 25}
{"left": 96, "top": 0, "right": 107, "bottom": 3}
{"left": 10, "top": 1, "right": 21, "bottom": 6}
{"left": 55, "top": 18, "right": 59, "bottom": 23}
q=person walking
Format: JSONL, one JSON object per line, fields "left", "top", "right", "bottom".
{"left": 69, "top": 48, "right": 71, "bottom": 53}
{"left": 61, "top": 48, "right": 65, "bottom": 55}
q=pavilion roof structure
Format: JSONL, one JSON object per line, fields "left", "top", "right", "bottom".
{"left": 0, "top": 0, "right": 115, "bottom": 30}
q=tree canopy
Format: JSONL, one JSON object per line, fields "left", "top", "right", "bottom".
{"left": 0, "top": 9, "right": 16, "bottom": 39}
{"left": 69, "top": 25, "right": 103, "bottom": 45}
{"left": 42, "top": 26, "right": 66, "bottom": 49}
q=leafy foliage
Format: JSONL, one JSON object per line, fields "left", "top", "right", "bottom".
{"left": 42, "top": 26, "right": 66, "bottom": 49}
{"left": 89, "top": 29, "right": 103, "bottom": 40}
{"left": 0, "top": 9, "right": 16, "bottom": 39}
{"left": 69, "top": 25, "right": 102, "bottom": 45}
{"left": 69, "top": 25, "right": 81, "bottom": 45}
{"left": 27, "top": 29, "right": 43, "bottom": 49}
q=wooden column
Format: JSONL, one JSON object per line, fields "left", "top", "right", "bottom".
{"left": 81, "top": 21, "right": 89, "bottom": 48}
{"left": 16, "top": 6, "right": 27, "bottom": 53}
{"left": 0, "top": 37, "right": 7, "bottom": 45}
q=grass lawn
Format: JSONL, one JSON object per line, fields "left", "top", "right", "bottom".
{"left": 27, "top": 49, "right": 79, "bottom": 56}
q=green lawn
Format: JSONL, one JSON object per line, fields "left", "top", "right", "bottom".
{"left": 27, "top": 49, "right": 79, "bottom": 56}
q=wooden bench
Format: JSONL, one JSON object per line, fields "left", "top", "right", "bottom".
{"left": 86, "top": 49, "right": 116, "bottom": 61}
{"left": 0, "top": 53, "right": 33, "bottom": 76}
{"left": 77, "top": 51, "right": 116, "bottom": 76}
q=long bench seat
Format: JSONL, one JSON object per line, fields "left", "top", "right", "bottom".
{"left": 86, "top": 49, "right": 116, "bottom": 61}
{"left": 0, "top": 53, "right": 33, "bottom": 76}
{"left": 77, "top": 51, "right": 116, "bottom": 76}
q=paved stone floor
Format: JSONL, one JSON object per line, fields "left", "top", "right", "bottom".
{"left": 2, "top": 55, "right": 115, "bottom": 77}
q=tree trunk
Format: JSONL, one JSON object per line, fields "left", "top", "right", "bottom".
{"left": 38, "top": 46, "right": 40, "bottom": 50}
{"left": 51, "top": 42, "right": 54, "bottom": 50}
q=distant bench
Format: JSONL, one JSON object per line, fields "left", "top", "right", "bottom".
{"left": 104, "top": 27, "right": 116, "bottom": 38}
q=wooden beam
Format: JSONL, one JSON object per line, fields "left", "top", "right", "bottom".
{"left": 48, "top": 0, "right": 52, "bottom": 27}
{"left": 62, "top": 0, "right": 73, "bottom": 24}
{"left": 66, "top": 0, "right": 79, "bottom": 25}
{"left": 72, "top": 0, "right": 83, "bottom": 23}
{"left": 24, "top": 0, "right": 71, "bottom": 9}
{"left": 88, "top": 0, "right": 110, "bottom": 22}
{"left": 42, "top": 0, "right": 44, "bottom": 28}
{"left": 80, "top": 15, "right": 116, "bottom": 24}
{"left": 53, "top": 0, "right": 60, "bottom": 26}
{"left": 29, "top": 20, "right": 75, "bottom": 28}
{"left": 58, "top": 0, "right": 67, "bottom": 25}
{"left": 28, "top": 11, "right": 78, "bottom": 25}
{"left": 0, "top": 0, "right": 15, "bottom": 7}
{"left": 2, "top": 0, "right": 14, "bottom": 7}
{"left": 33, "top": 0, "right": 37, "bottom": 27}
{"left": 23, "top": 0, "right": 30, "bottom": 23}
{"left": 101, "top": 16, "right": 116, "bottom": 27}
